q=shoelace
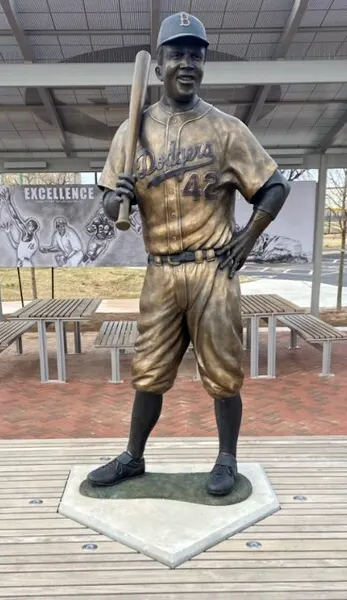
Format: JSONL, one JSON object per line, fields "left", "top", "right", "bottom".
{"left": 99, "top": 458, "right": 123, "bottom": 474}
{"left": 211, "top": 464, "right": 234, "bottom": 481}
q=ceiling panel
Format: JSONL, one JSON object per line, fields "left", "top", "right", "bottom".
{"left": 246, "top": 43, "right": 277, "bottom": 59}
{"left": 16, "top": 0, "right": 49, "bottom": 12}
{"left": 161, "top": 0, "right": 191, "bottom": 11}
{"left": 32, "top": 46, "right": 64, "bottom": 60}
{"left": 226, "top": 0, "right": 262, "bottom": 9}
{"left": 314, "top": 31, "right": 347, "bottom": 42}
{"left": 219, "top": 33, "right": 251, "bottom": 43}
{"left": 121, "top": 12, "right": 150, "bottom": 29}
{"left": 0, "top": 14, "right": 11, "bottom": 29}
{"left": 222, "top": 12, "right": 258, "bottom": 28}
{"left": 86, "top": 12, "right": 122, "bottom": 29}
{"left": 90, "top": 34, "right": 123, "bottom": 46}
{"left": 0, "top": 46, "right": 24, "bottom": 62}
{"left": 28, "top": 35, "right": 60, "bottom": 45}
{"left": 52, "top": 12, "right": 88, "bottom": 29}
{"left": 120, "top": 0, "right": 149, "bottom": 10}
{"left": 322, "top": 9, "right": 347, "bottom": 25}
{"left": 256, "top": 11, "right": 290, "bottom": 27}
{"left": 192, "top": 12, "right": 225, "bottom": 28}
{"left": 299, "top": 10, "right": 328, "bottom": 26}
{"left": 48, "top": 0, "right": 85, "bottom": 11}
{"left": 61, "top": 46, "right": 92, "bottom": 59}
{"left": 84, "top": 0, "right": 119, "bottom": 10}
{"left": 217, "top": 43, "right": 248, "bottom": 57}
{"left": 261, "top": 0, "right": 295, "bottom": 9}
{"left": 306, "top": 41, "right": 342, "bottom": 58}
{"left": 331, "top": 0, "right": 347, "bottom": 8}
{"left": 251, "top": 33, "right": 281, "bottom": 43}
{"left": 285, "top": 43, "right": 311, "bottom": 58}
{"left": 337, "top": 42, "right": 347, "bottom": 56}
{"left": 17, "top": 12, "right": 55, "bottom": 29}
{"left": 293, "top": 32, "right": 316, "bottom": 43}
{"left": 307, "top": 0, "right": 333, "bottom": 8}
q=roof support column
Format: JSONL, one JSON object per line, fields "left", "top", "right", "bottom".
{"left": 310, "top": 154, "right": 327, "bottom": 316}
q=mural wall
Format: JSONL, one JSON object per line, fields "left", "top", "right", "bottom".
{"left": 0, "top": 181, "right": 315, "bottom": 267}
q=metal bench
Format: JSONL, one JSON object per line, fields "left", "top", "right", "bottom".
{"left": 277, "top": 313, "right": 347, "bottom": 377}
{"left": 95, "top": 320, "right": 199, "bottom": 383}
{"left": 95, "top": 321, "right": 138, "bottom": 383}
{"left": 0, "top": 320, "right": 35, "bottom": 355}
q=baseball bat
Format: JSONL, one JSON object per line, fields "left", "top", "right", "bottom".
{"left": 116, "top": 49, "right": 152, "bottom": 231}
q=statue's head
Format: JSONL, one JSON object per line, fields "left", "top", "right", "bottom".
{"left": 155, "top": 12, "right": 209, "bottom": 105}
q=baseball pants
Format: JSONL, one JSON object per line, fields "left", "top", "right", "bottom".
{"left": 131, "top": 259, "right": 244, "bottom": 398}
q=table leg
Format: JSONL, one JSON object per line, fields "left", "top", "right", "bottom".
{"left": 74, "top": 322, "right": 82, "bottom": 354}
{"left": 16, "top": 336, "right": 23, "bottom": 355}
{"left": 63, "top": 323, "right": 68, "bottom": 354}
{"left": 250, "top": 316, "right": 259, "bottom": 378}
{"left": 110, "top": 347, "right": 122, "bottom": 383}
{"left": 320, "top": 341, "right": 333, "bottom": 378}
{"left": 267, "top": 315, "right": 277, "bottom": 378}
{"left": 37, "top": 321, "right": 49, "bottom": 382}
{"left": 55, "top": 320, "right": 67, "bottom": 382}
{"left": 245, "top": 319, "right": 251, "bottom": 351}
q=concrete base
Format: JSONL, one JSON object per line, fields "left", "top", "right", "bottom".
{"left": 58, "top": 462, "right": 279, "bottom": 568}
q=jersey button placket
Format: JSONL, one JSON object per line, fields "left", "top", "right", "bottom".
{"left": 167, "top": 117, "right": 181, "bottom": 253}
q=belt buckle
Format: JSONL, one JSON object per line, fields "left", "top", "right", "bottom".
{"left": 195, "top": 250, "right": 204, "bottom": 264}
{"left": 167, "top": 255, "right": 181, "bottom": 266}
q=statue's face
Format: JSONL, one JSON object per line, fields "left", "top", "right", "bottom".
{"left": 156, "top": 40, "right": 205, "bottom": 103}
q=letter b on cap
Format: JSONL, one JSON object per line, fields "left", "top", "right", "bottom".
{"left": 179, "top": 12, "right": 190, "bottom": 26}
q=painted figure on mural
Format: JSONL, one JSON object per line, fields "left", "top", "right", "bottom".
{"left": 0, "top": 186, "right": 40, "bottom": 267}
{"left": 88, "top": 13, "right": 290, "bottom": 495}
{"left": 83, "top": 206, "right": 116, "bottom": 265}
{"left": 40, "top": 216, "right": 84, "bottom": 267}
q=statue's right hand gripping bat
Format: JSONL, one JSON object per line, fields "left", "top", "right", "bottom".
{"left": 115, "top": 50, "right": 152, "bottom": 231}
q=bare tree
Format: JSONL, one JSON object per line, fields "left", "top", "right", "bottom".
{"left": 281, "top": 169, "right": 307, "bottom": 181}
{"left": 0, "top": 172, "right": 81, "bottom": 185}
{"left": 326, "top": 168, "right": 347, "bottom": 311}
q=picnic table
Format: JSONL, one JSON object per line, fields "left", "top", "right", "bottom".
{"left": 8, "top": 298, "right": 101, "bottom": 383}
{"left": 241, "top": 294, "right": 305, "bottom": 378}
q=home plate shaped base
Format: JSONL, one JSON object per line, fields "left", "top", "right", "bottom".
{"left": 58, "top": 462, "right": 279, "bottom": 568}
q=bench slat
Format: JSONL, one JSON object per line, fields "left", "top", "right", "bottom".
{"left": 278, "top": 314, "right": 347, "bottom": 342}
{"left": 0, "top": 321, "right": 35, "bottom": 348}
{"left": 95, "top": 321, "right": 138, "bottom": 348}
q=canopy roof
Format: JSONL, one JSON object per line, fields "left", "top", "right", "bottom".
{"left": 0, "top": 0, "right": 346, "bottom": 171}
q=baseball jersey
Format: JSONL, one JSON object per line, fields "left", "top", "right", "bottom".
{"left": 17, "top": 236, "right": 38, "bottom": 261}
{"left": 99, "top": 99, "right": 277, "bottom": 255}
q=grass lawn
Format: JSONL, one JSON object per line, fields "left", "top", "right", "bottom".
{"left": 323, "top": 233, "right": 343, "bottom": 249}
{"left": 0, "top": 267, "right": 146, "bottom": 301}
{"left": 0, "top": 267, "right": 253, "bottom": 302}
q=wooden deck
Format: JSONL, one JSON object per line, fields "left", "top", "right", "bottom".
{"left": 0, "top": 436, "right": 347, "bottom": 599}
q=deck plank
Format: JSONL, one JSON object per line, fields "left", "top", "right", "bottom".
{"left": 0, "top": 437, "right": 346, "bottom": 599}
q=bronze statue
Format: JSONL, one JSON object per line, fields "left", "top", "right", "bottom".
{"left": 88, "top": 12, "right": 290, "bottom": 495}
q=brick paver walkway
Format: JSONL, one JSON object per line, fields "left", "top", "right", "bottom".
{"left": 0, "top": 330, "right": 346, "bottom": 439}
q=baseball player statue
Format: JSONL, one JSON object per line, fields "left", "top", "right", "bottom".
{"left": 88, "top": 12, "right": 290, "bottom": 496}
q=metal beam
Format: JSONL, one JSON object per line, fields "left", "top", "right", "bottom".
{"left": 0, "top": 99, "right": 346, "bottom": 113}
{"left": 318, "top": 109, "right": 347, "bottom": 153}
{"left": 0, "top": 151, "right": 346, "bottom": 171}
{"left": 245, "top": 0, "right": 310, "bottom": 128}
{"left": 0, "top": 26, "right": 344, "bottom": 37}
{"left": 0, "top": 0, "right": 71, "bottom": 157}
{"left": 1, "top": 60, "right": 347, "bottom": 87}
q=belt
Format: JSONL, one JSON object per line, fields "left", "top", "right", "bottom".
{"left": 148, "top": 247, "right": 228, "bottom": 266}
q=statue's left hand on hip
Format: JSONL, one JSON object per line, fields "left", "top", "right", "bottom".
{"left": 216, "top": 228, "right": 257, "bottom": 280}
